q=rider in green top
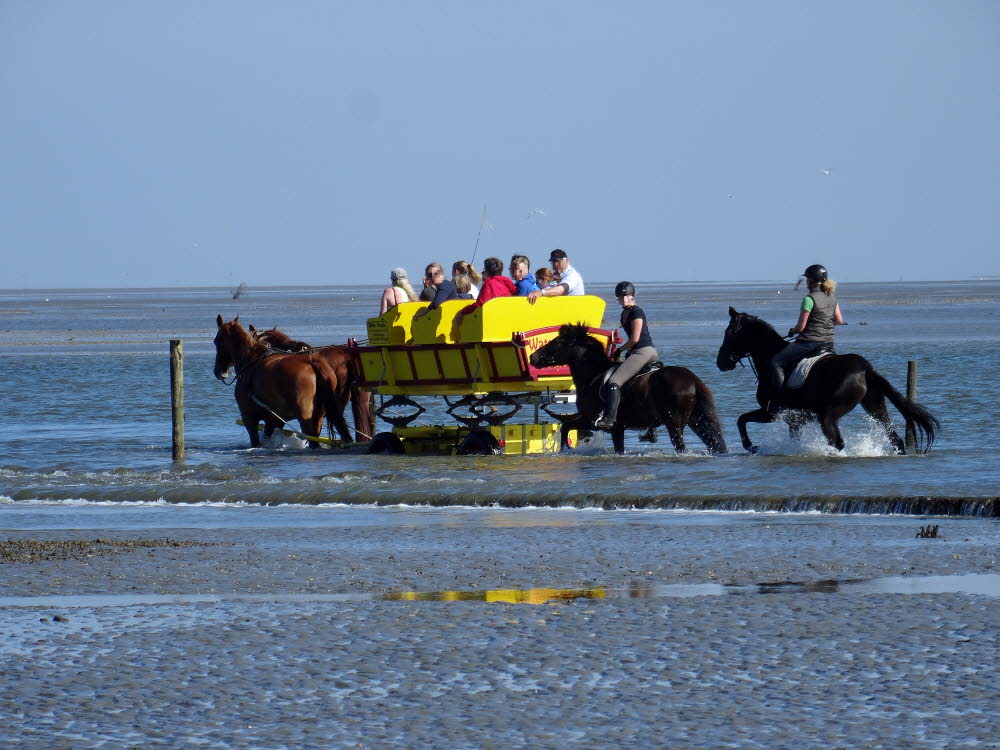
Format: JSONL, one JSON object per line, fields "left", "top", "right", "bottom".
{"left": 767, "top": 264, "right": 844, "bottom": 413}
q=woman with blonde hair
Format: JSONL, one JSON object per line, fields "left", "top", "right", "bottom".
{"left": 452, "top": 260, "right": 481, "bottom": 297}
{"left": 379, "top": 267, "right": 419, "bottom": 314}
{"left": 767, "top": 263, "right": 844, "bottom": 413}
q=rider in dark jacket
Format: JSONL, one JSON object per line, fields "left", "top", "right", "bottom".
{"left": 595, "top": 281, "right": 659, "bottom": 430}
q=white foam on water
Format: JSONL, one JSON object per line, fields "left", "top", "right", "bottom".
{"left": 753, "top": 415, "right": 897, "bottom": 457}
{"left": 570, "top": 431, "right": 608, "bottom": 455}
{"left": 318, "top": 473, "right": 392, "bottom": 485}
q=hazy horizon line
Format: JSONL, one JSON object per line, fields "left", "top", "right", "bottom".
{"left": 3, "top": 276, "right": 999, "bottom": 294}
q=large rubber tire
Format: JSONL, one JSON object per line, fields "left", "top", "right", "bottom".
{"left": 368, "top": 432, "right": 405, "bottom": 455}
{"left": 457, "top": 430, "right": 503, "bottom": 456}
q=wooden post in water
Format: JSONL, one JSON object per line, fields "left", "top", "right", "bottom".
{"left": 905, "top": 360, "right": 917, "bottom": 451}
{"left": 170, "top": 340, "right": 185, "bottom": 461}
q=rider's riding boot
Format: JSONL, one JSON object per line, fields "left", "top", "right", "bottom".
{"left": 595, "top": 384, "right": 621, "bottom": 430}
{"left": 767, "top": 367, "right": 786, "bottom": 416}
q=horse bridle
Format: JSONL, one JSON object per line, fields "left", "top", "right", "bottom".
{"left": 722, "top": 329, "right": 796, "bottom": 383}
{"left": 727, "top": 348, "right": 757, "bottom": 379}
{"left": 219, "top": 347, "right": 281, "bottom": 387}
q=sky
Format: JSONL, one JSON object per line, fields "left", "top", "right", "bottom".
{"left": 1, "top": 0, "right": 998, "bottom": 288}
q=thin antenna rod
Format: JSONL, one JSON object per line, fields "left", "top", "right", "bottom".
{"left": 471, "top": 203, "right": 488, "bottom": 265}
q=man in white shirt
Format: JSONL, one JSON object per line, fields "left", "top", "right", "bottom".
{"left": 527, "top": 249, "right": 584, "bottom": 303}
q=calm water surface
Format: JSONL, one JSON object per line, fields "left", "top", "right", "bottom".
{"left": 1, "top": 280, "right": 998, "bottom": 516}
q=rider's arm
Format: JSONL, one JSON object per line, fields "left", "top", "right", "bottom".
{"left": 833, "top": 304, "right": 844, "bottom": 325}
{"left": 619, "top": 317, "right": 644, "bottom": 354}
{"left": 788, "top": 295, "right": 813, "bottom": 336}
{"left": 788, "top": 308, "right": 811, "bottom": 337}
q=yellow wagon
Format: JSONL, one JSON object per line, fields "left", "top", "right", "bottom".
{"left": 350, "top": 295, "right": 616, "bottom": 455}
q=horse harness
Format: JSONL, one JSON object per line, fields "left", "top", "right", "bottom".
{"left": 220, "top": 348, "right": 282, "bottom": 387}
{"left": 227, "top": 346, "right": 328, "bottom": 427}
{"left": 223, "top": 341, "right": 340, "bottom": 387}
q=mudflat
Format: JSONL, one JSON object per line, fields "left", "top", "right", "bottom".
{"left": 2, "top": 516, "right": 998, "bottom": 748}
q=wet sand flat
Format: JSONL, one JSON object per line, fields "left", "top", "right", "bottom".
{"left": 2, "top": 516, "right": 999, "bottom": 748}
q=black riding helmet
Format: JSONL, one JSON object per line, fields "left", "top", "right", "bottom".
{"left": 803, "top": 264, "right": 828, "bottom": 282}
{"left": 614, "top": 281, "right": 635, "bottom": 297}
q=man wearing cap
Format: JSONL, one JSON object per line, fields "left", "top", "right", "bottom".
{"left": 527, "top": 249, "right": 584, "bottom": 304}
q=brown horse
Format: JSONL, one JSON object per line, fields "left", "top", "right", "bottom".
{"left": 214, "top": 316, "right": 364, "bottom": 447}
{"left": 248, "top": 323, "right": 374, "bottom": 443}
{"left": 529, "top": 324, "right": 727, "bottom": 455}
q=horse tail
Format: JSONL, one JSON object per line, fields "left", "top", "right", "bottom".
{"left": 345, "top": 352, "right": 374, "bottom": 443}
{"left": 689, "top": 379, "right": 727, "bottom": 455}
{"left": 865, "top": 366, "right": 940, "bottom": 453}
{"left": 309, "top": 356, "right": 340, "bottom": 434}
{"left": 349, "top": 382, "right": 374, "bottom": 443}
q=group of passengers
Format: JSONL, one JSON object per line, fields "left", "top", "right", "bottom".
{"left": 380, "top": 254, "right": 842, "bottom": 428}
{"left": 381, "top": 249, "right": 587, "bottom": 318}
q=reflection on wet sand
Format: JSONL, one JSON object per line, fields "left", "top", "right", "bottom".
{"left": 385, "top": 587, "right": 608, "bottom": 604}
{"left": 753, "top": 579, "right": 844, "bottom": 595}
{"left": 381, "top": 573, "right": 1000, "bottom": 605}
{"left": 2, "top": 574, "right": 996, "bottom": 610}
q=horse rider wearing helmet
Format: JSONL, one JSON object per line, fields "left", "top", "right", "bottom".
{"left": 767, "top": 263, "right": 844, "bottom": 414}
{"left": 595, "top": 281, "right": 659, "bottom": 430}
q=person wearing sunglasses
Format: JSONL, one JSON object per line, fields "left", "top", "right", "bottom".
{"left": 413, "top": 264, "right": 458, "bottom": 319}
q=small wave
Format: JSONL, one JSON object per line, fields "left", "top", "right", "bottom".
{"left": 3, "top": 463, "right": 278, "bottom": 486}
{"left": 2, "top": 490, "right": 994, "bottom": 516}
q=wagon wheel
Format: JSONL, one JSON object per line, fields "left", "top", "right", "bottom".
{"left": 457, "top": 430, "right": 502, "bottom": 456}
{"left": 541, "top": 402, "right": 579, "bottom": 422}
{"left": 368, "top": 432, "right": 405, "bottom": 455}
{"left": 445, "top": 394, "right": 520, "bottom": 428}
{"left": 375, "top": 396, "right": 426, "bottom": 428}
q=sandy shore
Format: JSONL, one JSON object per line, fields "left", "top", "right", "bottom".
{"left": 1, "top": 515, "right": 996, "bottom": 596}
{"left": 2, "top": 516, "right": 998, "bottom": 748}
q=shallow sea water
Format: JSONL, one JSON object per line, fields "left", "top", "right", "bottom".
{"left": 2, "top": 281, "right": 999, "bottom": 747}
{"left": 1, "top": 280, "right": 998, "bottom": 512}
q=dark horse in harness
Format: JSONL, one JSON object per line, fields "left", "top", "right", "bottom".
{"left": 529, "top": 324, "right": 727, "bottom": 455}
{"left": 716, "top": 307, "right": 940, "bottom": 454}
{"left": 248, "top": 324, "right": 311, "bottom": 353}
{"left": 214, "top": 316, "right": 370, "bottom": 447}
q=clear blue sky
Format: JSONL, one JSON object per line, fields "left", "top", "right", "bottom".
{"left": 2, "top": 0, "right": 997, "bottom": 288}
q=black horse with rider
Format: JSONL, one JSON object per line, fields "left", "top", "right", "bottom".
{"left": 717, "top": 264, "right": 939, "bottom": 454}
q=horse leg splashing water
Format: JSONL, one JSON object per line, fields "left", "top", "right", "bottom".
{"left": 530, "top": 324, "right": 726, "bottom": 455}
{"left": 716, "top": 307, "right": 940, "bottom": 455}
